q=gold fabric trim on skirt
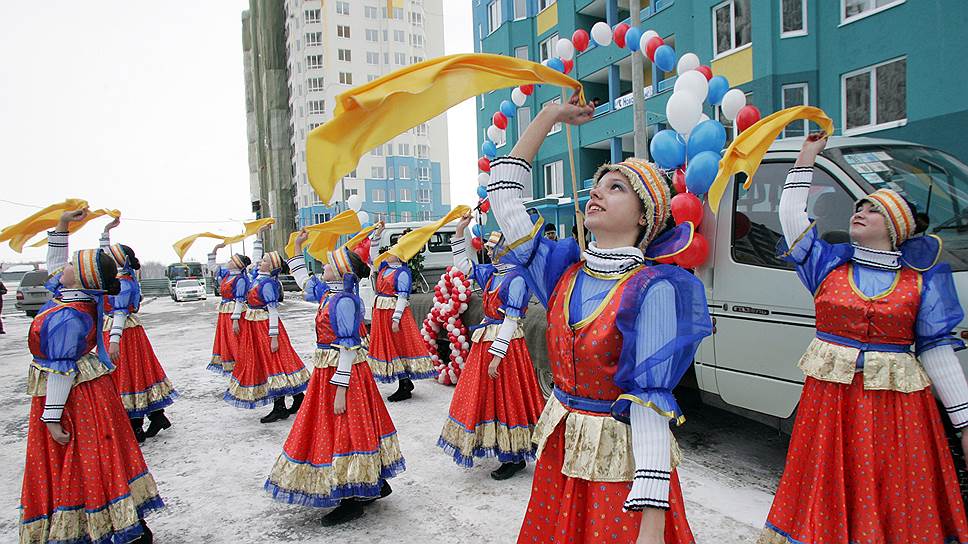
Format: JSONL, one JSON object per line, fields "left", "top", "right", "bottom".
{"left": 470, "top": 322, "right": 525, "bottom": 343}
{"left": 266, "top": 434, "right": 404, "bottom": 498}
{"left": 102, "top": 313, "right": 142, "bottom": 330}
{"left": 120, "top": 379, "right": 177, "bottom": 413}
{"left": 798, "top": 338, "right": 930, "bottom": 393}
{"left": 244, "top": 309, "right": 269, "bottom": 322}
{"left": 210, "top": 354, "right": 235, "bottom": 373}
{"left": 312, "top": 348, "right": 365, "bottom": 369}
{"left": 755, "top": 527, "right": 793, "bottom": 544}
{"left": 366, "top": 355, "right": 436, "bottom": 378}
{"left": 19, "top": 472, "right": 161, "bottom": 544}
{"left": 28, "top": 354, "right": 112, "bottom": 396}
{"left": 218, "top": 301, "right": 243, "bottom": 314}
{"left": 439, "top": 418, "right": 535, "bottom": 459}
{"left": 226, "top": 368, "right": 312, "bottom": 403}
{"left": 530, "top": 395, "right": 681, "bottom": 483}
{"left": 373, "top": 296, "right": 400, "bottom": 310}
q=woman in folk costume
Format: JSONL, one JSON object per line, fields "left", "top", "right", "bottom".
{"left": 225, "top": 250, "right": 310, "bottom": 423}
{"left": 488, "top": 95, "right": 712, "bottom": 544}
{"left": 100, "top": 218, "right": 177, "bottom": 442}
{"left": 366, "top": 229, "right": 437, "bottom": 402}
{"left": 758, "top": 134, "right": 968, "bottom": 544}
{"left": 206, "top": 231, "right": 265, "bottom": 376}
{"left": 437, "top": 214, "right": 545, "bottom": 480}
{"left": 20, "top": 209, "right": 163, "bottom": 544}
{"left": 266, "top": 229, "right": 404, "bottom": 526}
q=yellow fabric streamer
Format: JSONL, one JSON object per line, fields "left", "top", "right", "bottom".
{"left": 222, "top": 218, "right": 276, "bottom": 245}
{"left": 707, "top": 106, "right": 835, "bottom": 215}
{"left": 339, "top": 225, "right": 378, "bottom": 254}
{"left": 306, "top": 54, "right": 583, "bottom": 203}
{"left": 173, "top": 218, "right": 276, "bottom": 261}
{"left": 374, "top": 206, "right": 470, "bottom": 267}
{"left": 284, "top": 210, "right": 361, "bottom": 261}
{"left": 28, "top": 209, "right": 121, "bottom": 249}
{"left": 172, "top": 232, "right": 226, "bottom": 262}
{"left": 0, "top": 199, "right": 121, "bottom": 253}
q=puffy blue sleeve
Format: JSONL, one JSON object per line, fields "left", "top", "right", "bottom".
{"left": 776, "top": 225, "right": 852, "bottom": 294}
{"left": 395, "top": 266, "right": 412, "bottom": 296}
{"left": 472, "top": 264, "right": 496, "bottom": 292}
{"left": 112, "top": 279, "right": 136, "bottom": 314}
{"left": 303, "top": 275, "right": 329, "bottom": 303}
{"left": 262, "top": 279, "right": 281, "bottom": 307}
{"left": 45, "top": 272, "right": 64, "bottom": 296}
{"left": 499, "top": 273, "right": 529, "bottom": 319}
{"left": 503, "top": 235, "right": 581, "bottom": 309}
{"left": 612, "top": 267, "right": 713, "bottom": 424}
{"left": 233, "top": 275, "right": 249, "bottom": 301}
{"left": 916, "top": 263, "right": 966, "bottom": 355}
{"left": 330, "top": 293, "right": 363, "bottom": 349}
{"left": 38, "top": 309, "right": 93, "bottom": 374}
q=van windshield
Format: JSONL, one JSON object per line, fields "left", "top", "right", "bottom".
{"left": 827, "top": 144, "right": 968, "bottom": 271}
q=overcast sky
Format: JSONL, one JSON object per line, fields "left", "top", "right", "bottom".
{"left": 0, "top": 1, "right": 476, "bottom": 265}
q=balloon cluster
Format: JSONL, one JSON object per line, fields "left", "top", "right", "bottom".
{"left": 345, "top": 194, "right": 371, "bottom": 227}
{"left": 422, "top": 267, "right": 472, "bottom": 385}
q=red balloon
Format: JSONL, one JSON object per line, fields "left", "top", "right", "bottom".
{"left": 563, "top": 59, "right": 574, "bottom": 74}
{"left": 645, "top": 36, "right": 664, "bottom": 61}
{"left": 673, "top": 168, "right": 687, "bottom": 194}
{"left": 478, "top": 157, "right": 491, "bottom": 172}
{"left": 736, "top": 105, "right": 762, "bottom": 133}
{"left": 613, "top": 23, "right": 630, "bottom": 49}
{"left": 520, "top": 84, "right": 534, "bottom": 96}
{"left": 674, "top": 233, "right": 710, "bottom": 269}
{"left": 492, "top": 111, "right": 508, "bottom": 130}
{"left": 696, "top": 65, "right": 713, "bottom": 80}
{"left": 671, "top": 193, "right": 704, "bottom": 227}
{"left": 572, "top": 29, "right": 590, "bottom": 52}
{"left": 479, "top": 199, "right": 491, "bottom": 213}
{"left": 471, "top": 237, "right": 483, "bottom": 251}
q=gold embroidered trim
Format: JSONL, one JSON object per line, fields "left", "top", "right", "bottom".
{"left": 366, "top": 355, "right": 436, "bottom": 379}
{"left": 27, "top": 354, "right": 112, "bottom": 396}
{"left": 439, "top": 418, "right": 535, "bottom": 459}
{"left": 244, "top": 309, "right": 269, "bottom": 321}
{"left": 373, "top": 296, "right": 399, "bottom": 310}
{"left": 470, "top": 323, "right": 525, "bottom": 343}
{"left": 119, "top": 379, "right": 176, "bottom": 413}
{"left": 311, "top": 348, "right": 365, "bottom": 369}
{"left": 798, "top": 338, "right": 930, "bottom": 393}
{"left": 755, "top": 527, "right": 792, "bottom": 544}
{"left": 218, "top": 301, "right": 243, "bottom": 314}
{"left": 102, "top": 313, "right": 142, "bottom": 330}
{"left": 226, "top": 368, "right": 312, "bottom": 402}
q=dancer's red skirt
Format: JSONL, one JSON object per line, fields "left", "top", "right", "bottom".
{"left": 759, "top": 375, "right": 968, "bottom": 543}
{"left": 225, "top": 317, "right": 310, "bottom": 408}
{"left": 366, "top": 305, "right": 435, "bottom": 383}
{"left": 438, "top": 336, "right": 545, "bottom": 466}
{"left": 20, "top": 374, "right": 163, "bottom": 543}
{"left": 517, "top": 423, "right": 695, "bottom": 543}
{"left": 210, "top": 309, "right": 242, "bottom": 375}
{"left": 103, "top": 324, "right": 177, "bottom": 419}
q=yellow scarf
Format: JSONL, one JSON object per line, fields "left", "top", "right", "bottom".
{"left": 284, "top": 210, "right": 362, "bottom": 261}
{"left": 173, "top": 218, "right": 276, "bottom": 261}
{"left": 0, "top": 199, "right": 121, "bottom": 253}
{"left": 374, "top": 206, "right": 470, "bottom": 267}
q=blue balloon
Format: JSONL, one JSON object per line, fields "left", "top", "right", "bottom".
{"left": 500, "top": 100, "right": 516, "bottom": 118}
{"left": 649, "top": 129, "right": 686, "bottom": 170}
{"left": 547, "top": 57, "right": 565, "bottom": 72}
{"left": 482, "top": 140, "right": 497, "bottom": 159}
{"left": 653, "top": 45, "right": 676, "bottom": 73}
{"left": 362, "top": 221, "right": 373, "bottom": 229}
{"left": 707, "top": 76, "right": 730, "bottom": 106}
{"left": 471, "top": 224, "right": 483, "bottom": 237}
{"left": 477, "top": 185, "right": 488, "bottom": 199}
{"left": 685, "top": 150, "right": 721, "bottom": 195}
{"left": 687, "top": 120, "right": 727, "bottom": 160}
{"left": 626, "top": 27, "right": 642, "bottom": 52}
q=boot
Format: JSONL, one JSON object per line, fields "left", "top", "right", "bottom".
{"left": 490, "top": 461, "right": 526, "bottom": 481}
{"left": 386, "top": 378, "right": 414, "bottom": 402}
{"left": 360, "top": 480, "right": 393, "bottom": 505}
{"left": 144, "top": 410, "right": 171, "bottom": 438}
{"left": 260, "top": 398, "right": 290, "bottom": 424}
{"left": 130, "top": 418, "right": 146, "bottom": 444}
{"left": 288, "top": 392, "right": 305, "bottom": 415}
{"left": 136, "top": 520, "right": 153, "bottom": 543}
{"left": 321, "top": 499, "right": 365, "bottom": 526}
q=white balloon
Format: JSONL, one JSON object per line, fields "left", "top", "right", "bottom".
{"left": 555, "top": 38, "right": 575, "bottom": 61}
{"left": 721, "top": 88, "right": 747, "bottom": 121}
{"left": 591, "top": 21, "right": 612, "bottom": 47}
{"left": 459, "top": 303, "right": 468, "bottom": 312}
{"left": 457, "top": 335, "right": 466, "bottom": 343}
{"left": 677, "top": 52, "right": 701, "bottom": 74}
{"left": 665, "top": 91, "right": 703, "bottom": 135}
{"left": 642, "top": 30, "right": 659, "bottom": 43}
{"left": 511, "top": 88, "right": 527, "bottom": 107}
{"left": 356, "top": 211, "right": 369, "bottom": 225}
{"left": 699, "top": 113, "right": 710, "bottom": 123}
{"left": 486, "top": 124, "right": 504, "bottom": 143}
{"left": 673, "top": 70, "right": 709, "bottom": 103}
{"left": 346, "top": 193, "right": 363, "bottom": 212}
{"left": 477, "top": 172, "right": 490, "bottom": 186}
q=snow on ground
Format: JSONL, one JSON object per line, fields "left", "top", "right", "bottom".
{"left": 0, "top": 295, "right": 786, "bottom": 543}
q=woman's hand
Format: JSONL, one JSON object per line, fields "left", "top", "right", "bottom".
{"left": 213, "top": 242, "right": 226, "bottom": 251}
{"left": 455, "top": 213, "right": 473, "bottom": 237}
{"left": 232, "top": 320, "right": 241, "bottom": 335}
{"left": 270, "top": 336, "right": 279, "bottom": 353}
{"left": 109, "top": 341, "right": 121, "bottom": 363}
{"left": 57, "top": 209, "right": 89, "bottom": 232}
{"left": 488, "top": 355, "right": 502, "bottom": 379}
{"left": 258, "top": 224, "right": 271, "bottom": 235}
{"left": 547, "top": 92, "right": 596, "bottom": 127}
{"left": 334, "top": 386, "right": 347, "bottom": 415}
{"left": 294, "top": 228, "right": 310, "bottom": 253}
{"left": 391, "top": 320, "right": 401, "bottom": 333}
{"left": 46, "top": 422, "right": 70, "bottom": 445}
{"left": 636, "top": 509, "right": 666, "bottom": 544}
{"left": 796, "top": 132, "right": 828, "bottom": 167}
{"left": 103, "top": 217, "right": 120, "bottom": 233}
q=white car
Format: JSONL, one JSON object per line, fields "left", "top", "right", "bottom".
{"left": 171, "top": 279, "right": 207, "bottom": 302}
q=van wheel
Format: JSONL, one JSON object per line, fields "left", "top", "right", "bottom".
{"left": 940, "top": 400, "right": 968, "bottom": 506}
{"left": 533, "top": 357, "right": 554, "bottom": 399}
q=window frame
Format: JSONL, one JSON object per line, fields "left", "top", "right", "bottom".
{"left": 544, "top": 97, "right": 562, "bottom": 135}
{"left": 304, "top": 9, "right": 321, "bottom": 24}
{"left": 538, "top": 34, "right": 559, "bottom": 63}
{"left": 840, "top": 56, "right": 907, "bottom": 136}
{"left": 307, "top": 77, "right": 325, "bottom": 92}
{"left": 487, "top": 1, "right": 503, "bottom": 34}
{"left": 780, "top": 83, "right": 809, "bottom": 138}
{"left": 336, "top": 25, "right": 351, "bottom": 39}
{"left": 399, "top": 165, "right": 411, "bottom": 179}
{"left": 513, "top": 0, "right": 528, "bottom": 20}
{"left": 840, "top": 0, "right": 905, "bottom": 26}
{"left": 337, "top": 48, "right": 352, "bottom": 62}
{"left": 305, "top": 32, "right": 323, "bottom": 47}
{"left": 543, "top": 160, "right": 564, "bottom": 197}
{"left": 335, "top": 1, "right": 350, "bottom": 16}
{"left": 306, "top": 54, "right": 324, "bottom": 70}
{"left": 307, "top": 99, "right": 326, "bottom": 115}
{"left": 538, "top": 0, "right": 557, "bottom": 12}
{"left": 373, "top": 188, "right": 386, "bottom": 202}
{"left": 779, "top": 0, "right": 807, "bottom": 38}
{"left": 338, "top": 71, "right": 353, "bottom": 85}
{"left": 400, "top": 188, "right": 413, "bottom": 202}
{"left": 712, "top": 0, "right": 752, "bottom": 60}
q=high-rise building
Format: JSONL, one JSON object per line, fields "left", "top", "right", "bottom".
{"left": 284, "top": 0, "right": 451, "bottom": 267}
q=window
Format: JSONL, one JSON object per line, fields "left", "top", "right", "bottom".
{"left": 409, "top": 11, "right": 423, "bottom": 25}
{"left": 399, "top": 165, "right": 410, "bottom": 179}
{"left": 338, "top": 49, "right": 352, "bottom": 62}
{"left": 781, "top": 84, "right": 808, "bottom": 138}
{"left": 344, "top": 188, "right": 358, "bottom": 200}
{"left": 337, "top": 25, "right": 350, "bottom": 39}
{"left": 373, "top": 188, "right": 386, "bottom": 201}
{"left": 401, "top": 211, "right": 413, "bottom": 222}
{"left": 383, "top": 30, "right": 389, "bottom": 41}
{"left": 395, "top": 52, "right": 407, "bottom": 65}
{"left": 417, "top": 144, "right": 429, "bottom": 158}
{"left": 339, "top": 71, "right": 353, "bottom": 85}
{"left": 418, "top": 211, "right": 431, "bottom": 221}
{"left": 543, "top": 161, "right": 564, "bottom": 196}
{"left": 309, "top": 122, "right": 321, "bottom": 130}
{"left": 307, "top": 77, "right": 324, "bottom": 92}
{"left": 417, "top": 189, "right": 431, "bottom": 203}
{"left": 842, "top": 57, "right": 906, "bottom": 134}
{"left": 375, "top": 213, "right": 387, "bottom": 223}
{"left": 781, "top": 0, "right": 807, "bottom": 37}
{"left": 514, "top": 0, "right": 528, "bottom": 19}
{"left": 383, "top": 53, "right": 390, "bottom": 65}
{"left": 368, "top": 74, "right": 379, "bottom": 82}
{"left": 400, "top": 188, "right": 413, "bottom": 201}
{"left": 365, "top": 29, "right": 379, "bottom": 42}
{"left": 365, "top": 6, "right": 378, "bottom": 18}
{"left": 414, "top": 123, "right": 428, "bottom": 136}
{"left": 428, "top": 232, "right": 454, "bottom": 253}
{"left": 398, "top": 143, "right": 411, "bottom": 156}
{"left": 382, "top": 7, "right": 404, "bottom": 19}
{"left": 394, "top": 30, "right": 406, "bottom": 42}
{"left": 305, "top": 32, "right": 322, "bottom": 47}
{"left": 336, "top": 1, "right": 350, "bottom": 15}
{"left": 732, "top": 161, "right": 853, "bottom": 269}
{"left": 514, "top": 46, "right": 529, "bottom": 60}
{"left": 538, "top": 0, "right": 557, "bottom": 10}
{"left": 411, "top": 34, "right": 424, "bottom": 47}
{"left": 306, "top": 55, "right": 323, "bottom": 69}
{"left": 539, "top": 34, "right": 559, "bottom": 62}
{"left": 544, "top": 98, "right": 562, "bottom": 134}
{"left": 487, "top": 1, "right": 502, "bottom": 34}
{"left": 843, "top": 0, "right": 904, "bottom": 24}
{"left": 308, "top": 100, "right": 325, "bottom": 115}
{"left": 372, "top": 144, "right": 384, "bottom": 156}
{"left": 366, "top": 52, "right": 380, "bottom": 65}
{"left": 372, "top": 166, "right": 386, "bottom": 179}
{"left": 713, "top": 0, "right": 751, "bottom": 58}
{"left": 517, "top": 106, "right": 532, "bottom": 140}
{"left": 348, "top": 169, "right": 357, "bottom": 178}
{"left": 418, "top": 167, "right": 431, "bottom": 180}
{"left": 304, "top": 9, "right": 320, "bottom": 23}
{"left": 410, "top": 55, "right": 425, "bottom": 64}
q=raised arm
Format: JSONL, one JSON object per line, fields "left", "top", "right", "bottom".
{"left": 100, "top": 217, "right": 120, "bottom": 250}
{"left": 48, "top": 209, "right": 88, "bottom": 275}
{"left": 779, "top": 133, "right": 827, "bottom": 246}
{"left": 451, "top": 213, "right": 475, "bottom": 276}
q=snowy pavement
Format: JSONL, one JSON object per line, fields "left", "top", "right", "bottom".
{"left": 0, "top": 295, "right": 787, "bottom": 543}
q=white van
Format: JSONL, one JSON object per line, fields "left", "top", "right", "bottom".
{"left": 692, "top": 136, "right": 968, "bottom": 431}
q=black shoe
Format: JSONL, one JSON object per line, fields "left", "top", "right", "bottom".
{"left": 490, "top": 461, "right": 526, "bottom": 481}
{"left": 260, "top": 398, "right": 290, "bottom": 424}
{"left": 321, "top": 500, "right": 365, "bottom": 526}
{"left": 288, "top": 393, "right": 305, "bottom": 415}
{"left": 360, "top": 480, "right": 393, "bottom": 505}
{"left": 387, "top": 379, "right": 414, "bottom": 402}
{"left": 131, "top": 418, "right": 146, "bottom": 444}
{"left": 144, "top": 410, "right": 171, "bottom": 438}
{"left": 136, "top": 520, "right": 153, "bottom": 543}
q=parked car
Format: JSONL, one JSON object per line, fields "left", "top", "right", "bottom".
{"left": 371, "top": 221, "right": 457, "bottom": 274}
{"left": 278, "top": 274, "right": 301, "bottom": 292}
{"left": 2, "top": 264, "right": 36, "bottom": 290}
{"left": 171, "top": 279, "right": 206, "bottom": 302}
{"left": 15, "top": 270, "right": 51, "bottom": 317}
